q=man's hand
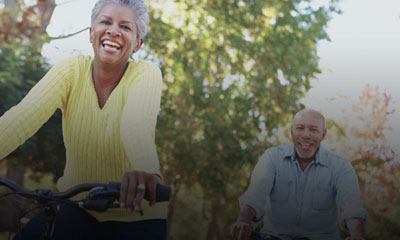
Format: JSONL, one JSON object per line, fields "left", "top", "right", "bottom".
{"left": 345, "top": 218, "right": 365, "bottom": 240}
{"left": 119, "top": 171, "right": 161, "bottom": 214}
{"left": 231, "top": 205, "right": 256, "bottom": 240}
{"left": 231, "top": 219, "right": 253, "bottom": 240}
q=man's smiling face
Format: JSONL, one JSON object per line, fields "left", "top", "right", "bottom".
{"left": 291, "top": 110, "right": 326, "bottom": 162}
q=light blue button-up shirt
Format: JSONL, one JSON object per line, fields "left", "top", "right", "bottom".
{"left": 240, "top": 144, "right": 368, "bottom": 240}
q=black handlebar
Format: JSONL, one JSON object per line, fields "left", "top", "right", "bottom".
{"left": 251, "top": 232, "right": 283, "bottom": 240}
{"left": 0, "top": 178, "right": 171, "bottom": 212}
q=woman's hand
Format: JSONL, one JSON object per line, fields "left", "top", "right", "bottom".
{"left": 119, "top": 171, "right": 161, "bottom": 214}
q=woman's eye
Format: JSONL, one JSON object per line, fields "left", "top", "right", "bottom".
{"left": 121, "top": 25, "right": 131, "bottom": 31}
{"left": 100, "top": 20, "right": 111, "bottom": 25}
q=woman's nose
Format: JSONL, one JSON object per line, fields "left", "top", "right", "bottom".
{"left": 106, "top": 25, "right": 121, "bottom": 36}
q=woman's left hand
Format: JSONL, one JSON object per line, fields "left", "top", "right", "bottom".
{"left": 119, "top": 171, "right": 161, "bottom": 214}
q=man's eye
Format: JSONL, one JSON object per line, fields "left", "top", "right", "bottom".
{"left": 100, "top": 20, "right": 111, "bottom": 25}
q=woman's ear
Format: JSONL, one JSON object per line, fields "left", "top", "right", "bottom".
{"left": 133, "top": 38, "right": 144, "bottom": 53}
{"left": 89, "top": 28, "right": 93, "bottom": 43}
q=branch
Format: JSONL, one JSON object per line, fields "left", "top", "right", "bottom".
{"left": 49, "top": 27, "right": 89, "bottom": 40}
{"left": 56, "top": 0, "right": 81, "bottom": 6}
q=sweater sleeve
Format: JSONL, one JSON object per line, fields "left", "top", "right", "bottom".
{"left": 119, "top": 63, "right": 163, "bottom": 176}
{"left": 0, "top": 56, "right": 74, "bottom": 160}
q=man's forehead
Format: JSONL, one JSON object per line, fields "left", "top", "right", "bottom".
{"left": 293, "top": 110, "right": 325, "bottom": 127}
{"left": 294, "top": 122, "right": 321, "bottom": 128}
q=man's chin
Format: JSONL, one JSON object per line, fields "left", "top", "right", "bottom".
{"left": 296, "top": 149, "right": 315, "bottom": 160}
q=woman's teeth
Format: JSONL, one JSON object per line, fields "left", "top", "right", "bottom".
{"left": 102, "top": 40, "right": 121, "bottom": 50}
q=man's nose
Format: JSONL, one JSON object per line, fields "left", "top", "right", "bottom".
{"left": 301, "top": 129, "right": 311, "bottom": 138}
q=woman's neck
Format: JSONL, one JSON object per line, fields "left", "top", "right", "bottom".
{"left": 92, "top": 61, "right": 128, "bottom": 89}
{"left": 91, "top": 61, "right": 129, "bottom": 108}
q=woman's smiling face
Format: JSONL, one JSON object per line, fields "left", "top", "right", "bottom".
{"left": 90, "top": 3, "right": 142, "bottom": 66}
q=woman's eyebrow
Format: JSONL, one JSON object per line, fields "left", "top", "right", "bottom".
{"left": 99, "top": 16, "right": 134, "bottom": 25}
{"left": 99, "top": 15, "right": 111, "bottom": 19}
{"left": 120, "top": 20, "right": 134, "bottom": 25}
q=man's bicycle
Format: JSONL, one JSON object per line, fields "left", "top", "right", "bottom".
{"left": 251, "top": 232, "right": 312, "bottom": 240}
{"left": 0, "top": 178, "right": 170, "bottom": 240}
{"left": 251, "top": 231, "right": 282, "bottom": 240}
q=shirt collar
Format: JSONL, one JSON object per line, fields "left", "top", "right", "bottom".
{"left": 284, "top": 143, "right": 330, "bottom": 167}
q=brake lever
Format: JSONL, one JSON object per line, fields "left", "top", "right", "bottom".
{"left": 79, "top": 186, "right": 117, "bottom": 212}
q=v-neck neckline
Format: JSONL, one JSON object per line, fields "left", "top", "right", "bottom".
{"left": 90, "top": 62, "right": 130, "bottom": 111}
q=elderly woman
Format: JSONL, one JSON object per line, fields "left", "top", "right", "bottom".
{"left": 0, "top": 0, "right": 167, "bottom": 239}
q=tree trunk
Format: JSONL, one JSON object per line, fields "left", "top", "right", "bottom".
{"left": 0, "top": 195, "right": 19, "bottom": 232}
{"left": 166, "top": 179, "right": 181, "bottom": 240}
{"left": 36, "top": 0, "right": 56, "bottom": 35}
{"left": 6, "top": 158, "right": 25, "bottom": 186}
{"left": 0, "top": 158, "right": 24, "bottom": 232}
{"left": 206, "top": 197, "right": 221, "bottom": 240}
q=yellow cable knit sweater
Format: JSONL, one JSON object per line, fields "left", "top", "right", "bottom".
{"left": 0, "top": 55, "right": 167, "bottom": 222}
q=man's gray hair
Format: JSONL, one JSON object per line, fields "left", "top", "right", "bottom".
{"left": 91, "top": 0, "right": 149, "bottom": 39}
{"left": 292, "top": 109, "right": 326, "bottom": 130}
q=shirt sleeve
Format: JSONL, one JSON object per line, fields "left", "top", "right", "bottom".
{"left": 239, "top": 149, "right": 276, "bottom": 221}
{"left": 119, "top": 63, "right": 163, "bottom": 177}
{"left": 335, "top": 159, "right": 368, "bottom": 232}
{"left": 0, "top": 57, "right": 73, "bottom": 160}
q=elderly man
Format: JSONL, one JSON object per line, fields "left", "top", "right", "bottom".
{"left": 231, "top": 109, "right": 367, "bottom": 240}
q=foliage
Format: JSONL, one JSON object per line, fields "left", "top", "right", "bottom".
{"left": 1, "top": 0, "right": 348, "bottom": 238}
{"left": 0, "top": 40, "right": 66, "bottom": 181}
{"left": 144, "top": 0, "right": 341, "bottom": 238}
{"left": 0, "top": 0, "right": 64, "bottom": 182}
{"left": 0, "top": 0, "right": 55, "bottom": 45}
{"left": 330, "top": 84, "right": 399, "bottom": 239}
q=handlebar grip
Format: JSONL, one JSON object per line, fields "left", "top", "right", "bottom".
{"left": 146, "top": 184, "right": 171, "bottom": 202}
{"left": 112, "top": 183, "right": 171, "bottom": 202}
{"left": 82, "top": 183, "right": 171, "bottom": 212}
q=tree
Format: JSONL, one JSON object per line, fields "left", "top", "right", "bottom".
{"left": 0, "top": 0, "right": 67, "bottom": 232}
{"left": 334, "top": 84, "right": 399, "bottom": 239}
{"left": 143, "top": 1, "right": 341, "bottom": 239}
{"left": 0, "top": 0, "right": 65, "bottom": 185}
{"left": 1, "top": 0, "right": 56, "bottom": 46}
{"left": 0, "top": 40, "right": 66, "bottom": 181}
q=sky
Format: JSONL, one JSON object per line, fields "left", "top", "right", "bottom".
{"left": 41, "top": 0, "right": 400, "bottom": 156}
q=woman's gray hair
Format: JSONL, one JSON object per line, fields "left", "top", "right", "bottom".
{"left": 91, "top": 0, "right": 149, "bottom": 39}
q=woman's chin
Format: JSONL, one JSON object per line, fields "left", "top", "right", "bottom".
{"left": 97, "top": 55, "right": 119, "bottom": 65}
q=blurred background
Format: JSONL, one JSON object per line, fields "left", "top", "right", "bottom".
{"left": 1, "top": 0, "right": 399, "bottom": 239}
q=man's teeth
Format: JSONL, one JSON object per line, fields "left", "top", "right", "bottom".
{"left": 102, "top": 40, "right": 121, "bottom": 49}
{"left": 300, "top": 143, "right": 312, "bottom": 147}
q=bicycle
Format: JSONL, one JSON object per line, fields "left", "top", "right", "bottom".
{"left": 252, "top": 231, "right": 314, "bottom": 240}
{"left": 0, "top": 178, "right": 171, "bottom": 240}
{"left": 251, "top": 231, "right": 282, "bottom": 240}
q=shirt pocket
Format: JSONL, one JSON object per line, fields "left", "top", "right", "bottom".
{"left": 312, "top": 185, "right": 335, "bottom": 210}
{"left": 270, "top": 178, "right": 292, "bottom": 204}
